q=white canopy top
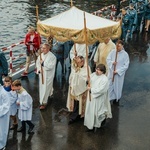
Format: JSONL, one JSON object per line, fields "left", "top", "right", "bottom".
{"left": 37, "top": 6, "right": 121, "bottom": 44}
{"left": 41, "top": 6, "right": 118, "bottom": 30}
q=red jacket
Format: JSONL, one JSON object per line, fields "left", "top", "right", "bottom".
{"left": 25, "top": 32, "right": 41, "bottom": 51}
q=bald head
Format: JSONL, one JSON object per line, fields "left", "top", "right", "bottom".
{"left": 41, "top": 43, "right": 50, "bottom": 54}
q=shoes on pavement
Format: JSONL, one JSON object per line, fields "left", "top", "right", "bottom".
{"left": 21, "top": 72, "right": 28, "bottom": 76}
{"left": 68, "top": 119, "right": 75, "bottom": 125}
{"left": 28, "top": 124, "right": 35, "bottom": 134}
{"left": 113, "top": 99, "right": 120, "bottom": 106}
{"left": 101, "top": 119, "right": 106, "bottom": 127}
{"left": 85, "top": 128, "right": 94, "bottom": 132}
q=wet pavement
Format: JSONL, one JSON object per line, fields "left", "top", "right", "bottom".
{"left": 1, "top": 0, "right": 150, "bottom": 149}
{"left": 6, "top": 32, "right": 150, "bottom": 150}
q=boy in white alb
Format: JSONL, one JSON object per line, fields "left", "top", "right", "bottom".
{"left": 12, "top": 80, "right": 34, "bottom": 134}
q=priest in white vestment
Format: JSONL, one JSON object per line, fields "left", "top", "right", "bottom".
{"left": 84, "top": 64, "right": 112, "bottom": 131}
{"left": 94, "top": 38, "right": 116, "bottom": 74}
{"left": 67, "top": 56, "right": 91, "bottom": 124}
{"left": 106, "top": 40, "right": 129, "bottom": 102}
{"left": 36, "top": 43, "right": 56, "bottom": 110}
{"left": 0, "top": 84, "right": 10, "bottom": 150}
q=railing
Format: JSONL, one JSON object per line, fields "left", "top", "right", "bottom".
{"left": 92, "top": 4, "right": 117, "bottom": 20}
{"left": 93, "top": 0, "right": 128, "bottom": 20}
{"left": 1, "top": 41, "right": 26, "bottom": 77}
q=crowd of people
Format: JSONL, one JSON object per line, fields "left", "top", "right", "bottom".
{"left": 0, "top": 32, "right": 130, "bottom": 149}
{"left": 1, "top": 0, "right": 150, "bottom": 148}
{"left": 0, "top": 77, "right": 34, "bottom": 150}
{"left": 118, "top": 0, "right": 150, "bottom": 42}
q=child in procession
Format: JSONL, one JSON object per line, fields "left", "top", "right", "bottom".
{"left": 12, "top": 79, "right": 35, "bottom": 134}
{"left": 3, "top": 76, "right": 19, "bottom": 130}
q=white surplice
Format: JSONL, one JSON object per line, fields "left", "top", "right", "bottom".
{"left": 84, "top": 73, "right": 112, "bottom": 130}
{"left": 36, "top": 51, "right": 56, "bottom": 105}
{"left": 106, "top": 49, "right": 130, "bottom": 101}
{"left": 0, "top": 87, "right": 10, "bottom": 149}
{"left": 17, "top": 87, "right": 33, "bottom": 121}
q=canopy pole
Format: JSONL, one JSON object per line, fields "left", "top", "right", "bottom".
{"left": 112, "top": 48, "right": 118, "bottom": 82}
{"left": 84, "top": 12, "right": 91, "bottom": 101}
{"left": 70, "top": 0, "right": 73, "bottom": 7}
{"left": 36, "top": 5, "right": 44, "bottom": 84}
{"left": 74, "top": 43, "right": 77, "bottom": 56}
{"left": 36, "top": 5, "right": 39, "bottom": 22}
{"left": 72, "top": 43, "right": 78, "bottom": 70}
{"left": 39, "top": 47, "right": 44, "bottom": 84}
{"left": 83, "top": 12, "right": 90, "bottom": 79}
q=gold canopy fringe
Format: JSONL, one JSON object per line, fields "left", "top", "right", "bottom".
{"left": 37, "top": 20, "right": 121, "bottom": 44}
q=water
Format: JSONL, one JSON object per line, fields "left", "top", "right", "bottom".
{"left": 0, "top": 0, "right": 119, "bottom": 46}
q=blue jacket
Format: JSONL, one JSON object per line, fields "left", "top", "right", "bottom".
{"left": 0, "top": 51, "right": 8, "bottom": 76}
{"left": 122, "top": 13, "right": 132, "bottom": 31}
{"left": 127, "top": 8, "right": 138, "bottom": 25}
{"left": 137, "top": 2, "right": 145, "bottom": 17}
{"left": 51, "top": 39, "right": 64, "bottom": 60}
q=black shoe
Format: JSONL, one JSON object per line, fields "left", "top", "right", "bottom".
{"left": 68, "top": 119, "right": 74, "bottom": 125}
{"left": 85, "top": 127, "right": 94, "bottom": 132}
{"left": 113, "top": 99, "right": 117, "bottom": 104}
{"left": 113, "top": 99, "right": 120, "bottom": 106}
{"left": 28, "top": 124, "right": 35, "bottom": 134}
{"left": 85, "top": 129, "right": 94, "bottom": 132}
{"left": 101, "top": 119, "right": 106, "bottom": 127}
{"left": 17, "top": 127, "right": 25, "bottom": 132}
{"left": 10, "top": 124, "right": 18, "bottom": 130}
